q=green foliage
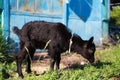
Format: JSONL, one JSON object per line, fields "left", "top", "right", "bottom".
{"left": 0, "top": 26, "right": 15, "bottom": 79}
{"left": 0, "top": 27, "right": 10, "bottom": 54}
{"left": 0, "top": 26, "right": 11, "bottom": 63}
{"left": 0, "top": 61, "right": 16, "bottom": 79}
{"left": 110, "top": 6, "right": 120, "bottom": 26}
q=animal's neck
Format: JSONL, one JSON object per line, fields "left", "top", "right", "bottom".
{"left": 71, "top": 42, "right": 78, "bottom": 52}
{"left": 70, "top": 37, "right": 82, "bottom": 54}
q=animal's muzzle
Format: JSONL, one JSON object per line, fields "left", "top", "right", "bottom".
{"left": 89, "top": 58, "right": 95, "bottom": 63}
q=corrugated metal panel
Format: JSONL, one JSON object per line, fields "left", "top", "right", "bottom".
{"left": 19, "top": 0, "right": 35, "bottom": 12}
{"left": 10, "top": 0, "right": 63, "bottom": 15}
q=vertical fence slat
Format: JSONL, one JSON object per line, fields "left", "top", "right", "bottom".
{"left": 3, "top": 0, "right": 10, "bottom": 38}
{"left": 63, "top": 0, "right": 69, "bottom": 26}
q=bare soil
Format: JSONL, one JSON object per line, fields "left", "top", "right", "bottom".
{"left": 21, "top": 52, "right": 95, "bottom": 76}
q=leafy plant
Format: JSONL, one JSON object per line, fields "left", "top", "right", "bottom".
{"left": 0, "top": 26, "right": 15, "bottom": 79}
{"left": 110, "top": 6, "right": 120, "bottom": 43}
{"left": 0, "top": 26, "right": 11, "bottom": 63}
{"left": 110, "top": 6, "right": 120, "bottom": 26}
{"left": 0, "top": 61, "right": 16, "bottom": 79}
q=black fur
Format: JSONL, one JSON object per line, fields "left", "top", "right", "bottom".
{"left": 13, "top": 21, "right": 96, "bottom": 78}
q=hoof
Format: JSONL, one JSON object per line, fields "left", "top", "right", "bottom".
{"left": 19, "top": 75, "right": 24, "bottom": 78}
{"left": 26, "top": 69, "right": 32, "bottom": 73}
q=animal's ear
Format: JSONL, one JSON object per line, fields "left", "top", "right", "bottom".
{"left": 79, "top": 36, "right": 83, "bottom": 41}
{"left": 89, "top": 36, "right": 94, "bottom": 43}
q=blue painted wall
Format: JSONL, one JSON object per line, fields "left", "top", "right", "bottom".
{"left": 3, "top": 0, "right": 109, "bottom": 49}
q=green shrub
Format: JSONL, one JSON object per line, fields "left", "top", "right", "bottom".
{"left": 0, "top": 26, "right": 15, "bottom": 79}
{"left": 110, "top": 6, "right": 120, "bottom": 26}
{"left": 0, "top": 26, "right": 12, "bottom": 63}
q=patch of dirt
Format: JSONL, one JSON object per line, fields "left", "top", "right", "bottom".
{"left": 109, "top": 76, "right": 120, "bottom": 80}
{"left": 21, "top": 52, "right": 92, "bottom": 75}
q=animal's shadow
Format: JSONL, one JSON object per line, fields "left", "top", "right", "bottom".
{"left": 92, "top": 60, "right": 112, "bottom": 68}
{"left": 27, "top": 60, "right": 112, "bottom": 78}
{"left": 63, "top": 60, "right": 112, "bottom": 70}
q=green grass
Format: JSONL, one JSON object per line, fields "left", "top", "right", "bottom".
{"left": 1, "top": 45, "right": 120, "bottom": 80}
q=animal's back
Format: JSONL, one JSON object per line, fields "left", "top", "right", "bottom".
{"left": 20, "top": 21, "right": 72, "bottom": 49}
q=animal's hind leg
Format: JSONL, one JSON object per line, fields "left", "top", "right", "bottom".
{"left": 16, "top": 49, "right": 26, "bottom": 78}
{"left": 26, "top": 47, "right": 35, "bottom": 73}
{"left": 50, "top": 57, "right": 56, "bottom": 70}
{"left": 48, "top": 50, "right": 56, "bottom": 70}
{"left": 26, "top": 56, "right": 32, "bottom": 73}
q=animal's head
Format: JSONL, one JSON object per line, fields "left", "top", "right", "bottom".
{"left": 72, "top": 34, "right": 96, "bottom": 63}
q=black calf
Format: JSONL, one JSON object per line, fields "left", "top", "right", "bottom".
{"left": 13, "top": 21, "right": 96, "bottom": 78}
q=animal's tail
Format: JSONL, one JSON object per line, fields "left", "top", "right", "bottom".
{"left": 13, "top": 26, "right": 21, "bottom": 36}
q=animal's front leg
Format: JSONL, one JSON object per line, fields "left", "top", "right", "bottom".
{"left": 50, "top": 58, "right": 55, "bottom": 70}
{"left": 16, "top": 48, "right": 28, "bottom": 78}
{"left": 55, "top": 54, "right": 61, "bottom": 70}
{"left": 26, "top": 56, "right": 32, "bottom": 73}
